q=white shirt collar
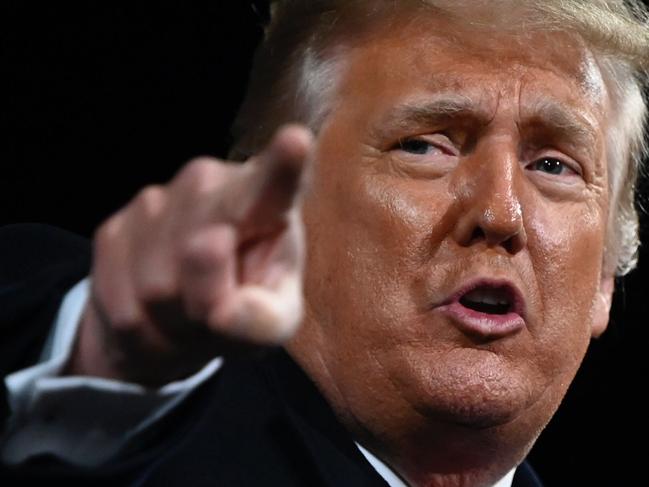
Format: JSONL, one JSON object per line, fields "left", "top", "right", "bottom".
{"left": 356, "top": 443, "right": 516, "bottom": 487}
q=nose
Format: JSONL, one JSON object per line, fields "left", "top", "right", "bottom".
{"left": 451, "top": 142, "right": 527, "bottom": 255}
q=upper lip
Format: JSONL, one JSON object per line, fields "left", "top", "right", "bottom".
{"left": 438, "top": 278, "right": 527, "bottom": 319}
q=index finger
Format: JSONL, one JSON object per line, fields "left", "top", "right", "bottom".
{"left": 229, "top": 124, "right": 314, "bottom": 236}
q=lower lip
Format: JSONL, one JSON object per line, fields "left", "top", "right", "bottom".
{"left": 436, "top": 301, "right": 525, "bottom": 338}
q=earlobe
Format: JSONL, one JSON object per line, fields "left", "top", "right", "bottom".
{"left": 591, "top": 276, "right": 614, "bottom": 338}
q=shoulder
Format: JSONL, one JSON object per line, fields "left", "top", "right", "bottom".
{"left": 0, "top": 223, "right": 90, "bottom": 315}
{"left": 0, "top": 223, "right": 90, "bottom": 284}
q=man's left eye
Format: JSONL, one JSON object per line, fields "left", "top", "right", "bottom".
{"left": 529, "top": 157, "right": 577, "bottom": 176}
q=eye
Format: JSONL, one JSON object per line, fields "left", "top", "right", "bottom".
{"left": 397, "top": 138, "right": 441, "bottom": 155}
{"left": 529, "top": 157, "right": 578, "bottom": 177}
{"left": 388, "top": 136, "right": 458, "bottom": 177}
{"left": 394, "top": 136, "right": 457, "bottom": 157}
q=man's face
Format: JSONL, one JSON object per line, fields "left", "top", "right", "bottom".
{"left": 289, "top": 12, "right": 612, "bottom": 468}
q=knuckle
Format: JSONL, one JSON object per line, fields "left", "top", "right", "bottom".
{"left": 93, "top": 215, "right": 124, "bottom": 255}
{"left": 135, "top": 277, "right": 177, "bottom": 306}
{"left": 176, "top": 158, "right": 226, "bottom": 192}
{"left": 134, "top": 185, "right": 167, "bottom": 217}
{"left": 180, "top": 228, "right": 235, "bottom": 269}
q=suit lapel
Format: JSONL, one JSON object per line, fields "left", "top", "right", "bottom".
{"left": 512, "top": 461, "right": 544, "bottom": 487}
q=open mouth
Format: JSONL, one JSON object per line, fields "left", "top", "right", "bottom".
{"left": 437, "top": 280, "right": 525, "bottom": 337}
{"left": 458, "top": 286, "right": 514, "bottom": 315}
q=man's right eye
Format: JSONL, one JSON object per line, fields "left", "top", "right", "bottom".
{"left": 388, "top": 136, "right": 459, "bottom": 176}
{"left": 397, "top": 138, "right": 440, "bottom": 155}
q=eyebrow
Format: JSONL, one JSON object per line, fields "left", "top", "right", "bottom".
{"left": 524, "top": 98, "right": 599, "bottom": 153}
{"left": 374, "top": 93, "right": 492, "bottom": 137}
{"left": 373, "top": 93, "right": 600, "bottom": 158}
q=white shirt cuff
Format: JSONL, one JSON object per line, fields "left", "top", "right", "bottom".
{"left": 2, "top": 277, "right": 223, "bottom": 467}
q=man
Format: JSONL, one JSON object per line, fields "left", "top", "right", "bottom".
{"left": 1, "top": 1, "right": 648, "bottom": 486}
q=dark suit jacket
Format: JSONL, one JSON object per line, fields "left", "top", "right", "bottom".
{"left": 0, "top": 224, "right": 543, "bottom": 486}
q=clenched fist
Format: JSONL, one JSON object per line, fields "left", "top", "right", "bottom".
{"left": 67, "top": 125, "right": 314, "bottom": 386}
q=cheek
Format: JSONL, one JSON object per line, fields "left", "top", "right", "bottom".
{"left": 359, "top": 175, "right": 448, "bottom": 262}
{"left": 301, "top": 153, "right": 449, "bottom": 347}
{"left": 525, "top": 199, "right": 606, "bottom": 372}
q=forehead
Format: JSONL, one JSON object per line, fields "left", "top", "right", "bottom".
{"left": 335, "top": 12, "right": 609, "bottom": 124}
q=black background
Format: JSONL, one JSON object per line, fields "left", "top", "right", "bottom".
{"left": 2, "top": 1, "right": 648, "bottom": 485}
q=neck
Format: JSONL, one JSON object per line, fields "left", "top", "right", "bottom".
{"left": 347, "top": 406, "right": 540, "bottom": 487}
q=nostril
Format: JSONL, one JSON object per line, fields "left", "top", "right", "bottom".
{"left": 502, "top": 235, "right": 517, "bottom": 254}
{"left": 502, "top": 225, "right": 527, "bottom": 254}
{"left": 469, "top": 227, "right": 485, "bottom": 244}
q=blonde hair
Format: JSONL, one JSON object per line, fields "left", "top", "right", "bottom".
{"left": 231, "top": 0, "right": 649, "bottom": 276}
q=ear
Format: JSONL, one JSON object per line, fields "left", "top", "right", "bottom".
{"left": 591, "top": 276, "right": 614, "bottom": 338}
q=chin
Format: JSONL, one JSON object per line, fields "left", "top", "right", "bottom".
{"left": 399, "top": 348, "right": 541, "bottom": 430}
{"left": 421, "top": 394, "right": 529, "bottom": 430}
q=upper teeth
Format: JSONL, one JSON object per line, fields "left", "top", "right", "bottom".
{"left": 463, "top": 288, "right": 509, "bottom": 306}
